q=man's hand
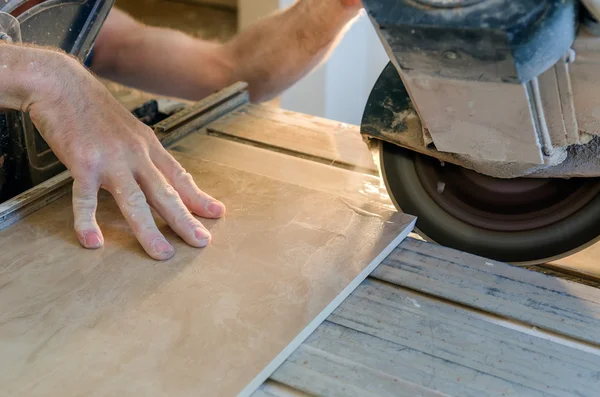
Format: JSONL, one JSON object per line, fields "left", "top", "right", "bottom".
{"left": 26, "top": 52, "right": 225, "bottom": 260}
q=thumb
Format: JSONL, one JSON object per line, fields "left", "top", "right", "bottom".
{"left": 72, "top": 179, "right": 104, "bottom": 249}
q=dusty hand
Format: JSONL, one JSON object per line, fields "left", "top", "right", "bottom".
{"left": 27, "top": 55, "right": 225, "bottom": 260}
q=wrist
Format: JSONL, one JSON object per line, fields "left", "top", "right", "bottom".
{"left": 0, "top": 44, "right": 76, "bottom": 112}
{"left": 25, "top": 50, "right": 82, "bottom": 112}
{"left": 340, "top": 0, "right": 363, "bottom": 12}
{"left": 301, "top": 0, "right": 361, "bottom": 35}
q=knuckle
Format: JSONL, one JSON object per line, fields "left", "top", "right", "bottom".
{"left": 73, "top": 149, "right": 102, "bottom": 174}
{"left": 139, "top": 222, "right": 160, "bottom": 235}
{"left": 74, "top": 218, "right": 95, "bottom": 231}
{"left": 172, "top": 207, "right": 197, "bottom": 228}
{"left": 148, "top": 184, "right": 179, "bottom": 207}
{"left": 105, "top": 144, "right": 125, "bottom": 159}
{"left": 73, "top": 211, "right": 96, "bottom": 227}
{"left": 126, "top": 190, "right": 148, "bottom": 209}
{"left": 174, "top": 168, "right": 195, "bottom": 185}
{"left": 72, "top": 195, "right": 97, "bottom": 211}
{"left": 129, "top": 137, "right": 149, "bottom": 156}
{"left": 139, "top": 125, "right": 156, "bottom": 139}
{"left": 161, "top": 184, "right": 180, "bottom": 201}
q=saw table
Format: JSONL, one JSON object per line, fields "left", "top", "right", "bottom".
{"left": 2, "top": 86, "right": 600, "bottom": 396}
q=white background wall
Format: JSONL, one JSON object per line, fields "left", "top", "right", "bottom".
{"left": 239, "top": 0, "right": 389, "bottom": 126}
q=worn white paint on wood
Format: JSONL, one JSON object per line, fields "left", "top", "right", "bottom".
{"left": 252, "top": 381, "right": 312, "bottom": 397}
{"left": 371, "top": 238, "right": 600, "bottom": 346}
{"left": 207, "top": 104, "right": 377, "bottom": 173}
{"left": 265, "top": 278, "right": 600, "bottom": 397}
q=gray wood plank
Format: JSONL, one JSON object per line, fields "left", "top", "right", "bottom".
{"left": 371, "top": 238, "right": 600, "bottom": 346}
{"left": 207, "top": 104, "right": 378, "bottom": 173}
{"left": 269, "top": 279, "right": 600, "bottom": 397}
{"left": 270, "top": 342, "right": 451, "bottom": 397}
{"left": 253, "top": 381, "right": 313, "bottom": 397}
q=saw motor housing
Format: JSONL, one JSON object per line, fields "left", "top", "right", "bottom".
{"left": 361, "top": 0, "right": 600, "bottom": 179}
{"left": 360, "top": 0, "right": 600, "bottom": 264}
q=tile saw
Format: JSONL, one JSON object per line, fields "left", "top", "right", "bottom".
{"left": 361, "top": 0, "right": 600, "bottom": 264}
{"left": 2, "top": 0, "right": 600, "bottom": 266}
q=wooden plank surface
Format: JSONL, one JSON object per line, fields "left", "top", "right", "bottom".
{"left": 371, "top": 238, "right": 600, "bottom": 346}
{"left": 253, "top": 381, "right": 312, "bottom": 397}
{"left": 0, "top": 149, "right": 414, "bottom": 397}
{"left": 266, "top": 278, "right": 600, "bottom": 397}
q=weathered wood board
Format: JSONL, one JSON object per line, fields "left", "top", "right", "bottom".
{"left": 0, "top": 151, "right": 414, "bottom": 397}
{"left": 255, "top": 238, "right": 600, "bottom": 397}
{"left": 372, "top": 238, "right": 600, "bottom": 346}
{"left": 267, "top": 279, "right": 600, "bottom": 397}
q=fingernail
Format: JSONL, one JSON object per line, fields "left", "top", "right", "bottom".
{"left": 152, "top": 238, "right": 174, "bottom": 255}
{"left": 194, "top": 227, "right": 211, "bottom": 247}
{"left": 207, "top": 201, "right": 224, "bottom": 217}
{"left": 84, "top": 232, "right": 102, "bottom": 249}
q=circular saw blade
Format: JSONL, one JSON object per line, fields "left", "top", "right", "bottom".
{"left": 379, "top": 140, "right": 600, "bottom": 265}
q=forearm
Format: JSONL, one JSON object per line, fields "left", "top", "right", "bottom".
{"left": 91, "top": 10, "right": 233, "bottom": 100}
{"left": 0, "top": 43, "right": 67, "bottom": 112}
{"left": 224, "top": 0, "right": 361, "bottom": 101}
{"left": 92, "top": 1, "right": 361, "bottom": 102}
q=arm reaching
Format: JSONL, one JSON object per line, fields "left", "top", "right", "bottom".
{"left": 1, "top": 42, "right": 225, "bottom": 260}
{"left": 91, "top": 0, "right": 363, "bottom": 102}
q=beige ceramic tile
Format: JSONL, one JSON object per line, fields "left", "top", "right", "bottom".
{"left": 550, "top": 243, "right": 600, "bottom": 278}
{"left": 0, "top": 152, "right": 415, "bottom": 397}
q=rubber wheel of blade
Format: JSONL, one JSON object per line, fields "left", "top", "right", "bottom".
{"left": 380, "top": 141, "right": 600, "bottom": 264}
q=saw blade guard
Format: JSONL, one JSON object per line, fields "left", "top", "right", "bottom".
{"left": 361, "top": 61, "right": 600, "bottom": 265}
{"left": 0, "top": 0, "right": 114, "bottom": 203}
{"left": 0, "top": 12, "right": 21, "bottom": 43}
